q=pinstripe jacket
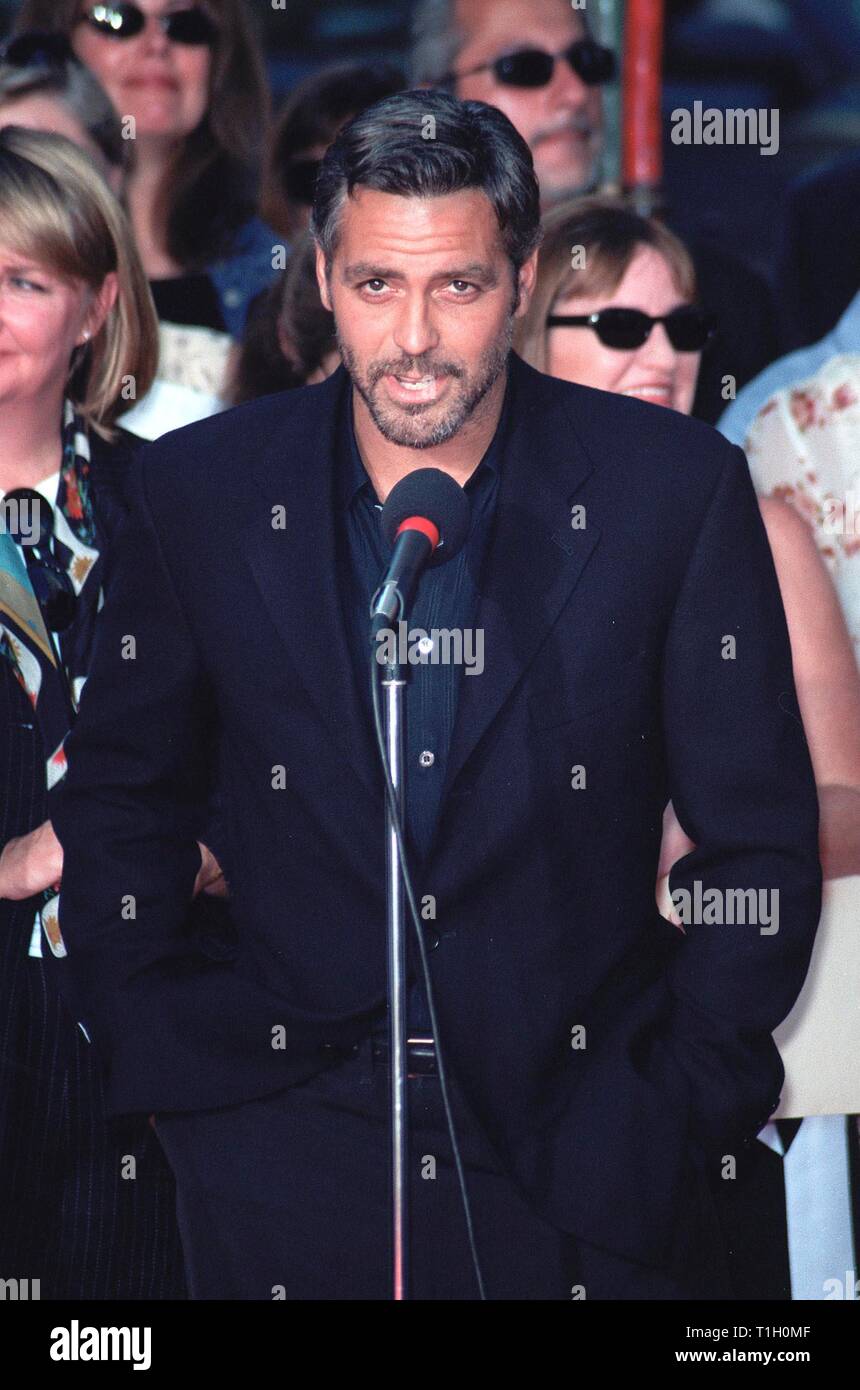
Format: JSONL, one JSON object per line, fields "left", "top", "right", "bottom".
{"left": 0, "top": 427, "right": 188, "bottom": 1299}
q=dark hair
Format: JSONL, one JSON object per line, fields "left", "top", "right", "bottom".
{"left": 264, "top": 60, "right": 406, "bottom": 237}
{"left": 14, "top": 0, "right": 270, "bottom": 270}
{"left": 226, "top": 281, "right": 303, "bottom": 406}
{"left": 277, "top": 231, "right": 337, "bottom": 380}
{"left": 311, "top": 89, "right": 542, "bottom": 278}
{"left": 227, "top": 231, "right": 337, "bottom": 406}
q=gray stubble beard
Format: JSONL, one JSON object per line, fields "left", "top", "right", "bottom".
{"left": 337, "top": 314, "right": 515, "bottom": 449}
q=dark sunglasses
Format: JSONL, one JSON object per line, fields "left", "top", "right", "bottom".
{"left": 546, "top": 305, "right": 717, "bottom": 352}
{"left": 282, "top": 157, "right": 321, "bottom": 207}
{"left": 451, "top": 38, "right": 615, "bottom": 89}
{"left": 0, "top": 31, "right": 75, "bottom": 68}
{"left": 79, "top": 4, "right": 216, "bottom": 47}
{"left": 2, "top": 488, "right": 77, "bottom": 632}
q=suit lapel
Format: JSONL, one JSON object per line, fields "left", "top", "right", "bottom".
{"left": 441, "top": 354, "right": 601, "bottom": 799}
{"left": 238, "top": 356, "right": 601, "bottom": 808}
{"left": 241, "top": 366, "right": 381, "bottom": 799}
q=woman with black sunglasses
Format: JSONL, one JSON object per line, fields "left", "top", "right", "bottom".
{"left": 516, "top": 195, "right": 714, "bottom": 414}
{"left": 517, "top": 193, "right": 860, "bottom": 1301}
{"left": 14, "top": 1, "right": 275, "bottom": 343}
{"left": 0, "top": 125, "right": 195, "bottom": 1297}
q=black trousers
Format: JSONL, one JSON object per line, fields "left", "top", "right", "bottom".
{"left": 1, "top": 670, "right": 186, "bottom": 1300}
{"left": 0, "top": 943, "right": 187, "bottom": 1300}
{"left": 154, "top": 1035, "right": 733, "bottom": 1301}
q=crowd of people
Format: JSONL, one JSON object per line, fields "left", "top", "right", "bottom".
{"left": 0, "top": 0, "right": 856, "bottom": 1301}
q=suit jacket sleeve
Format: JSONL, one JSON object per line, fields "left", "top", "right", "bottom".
{"left": 654, "top": 442, "right": 822, "bottom": 1155}
{"left": 49, "top": 450, "right": 218, "bottom": 1084}
{"left": 85, "top": 432, "right": 229, "bottom": 876}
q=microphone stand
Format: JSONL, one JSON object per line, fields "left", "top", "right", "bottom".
{"left": 368, "top": 477, "right": 476, "bottom": 1299}
{"left": 379, "top": 636, "right": 410, "bottom": 1300}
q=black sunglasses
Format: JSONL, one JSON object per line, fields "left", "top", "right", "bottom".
{"left": 2, "top": 488, "right": 77, "bottom": 632}
{"left": 546, "top": 306, "right": 717, "bottom": 352}
{"left": 0, "top": 31, "right": 76, "bottom": 68}
{"left": 451, "top": 38, "right": 616, "bottom": 89}
{"left": 282, "top": 157, "right": 321, "bottom": 207}
{"left": 79, "top": 4, "right": 216, "bottom": 47}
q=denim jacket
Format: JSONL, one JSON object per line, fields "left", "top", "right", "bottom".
{"left": 208, "top": 216, "right": 285, "bottom": 339}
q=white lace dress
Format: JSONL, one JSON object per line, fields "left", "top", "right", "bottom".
{"left": 744, "top": 354, "right": 860, "bottom": 660}
{"left": 742, "top": 353, "right": 860, "bottom": 1300}
{"left": 119, "top": 321, "right": 233, "bottom": 441}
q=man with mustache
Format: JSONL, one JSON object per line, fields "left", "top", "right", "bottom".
{"left": 412, "top": 0, "right": 604, "bottom": 205}
{"left": 410, "top": 0, "right": 783, "bottom": 423}
{"left": 48, "top": 91, "right": 821, "bottom": 1300}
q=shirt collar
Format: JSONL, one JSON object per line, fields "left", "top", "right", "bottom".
{"left": 338, "top": 354, "right": 513, "bottom": 513}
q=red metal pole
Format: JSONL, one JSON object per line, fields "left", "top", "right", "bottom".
{"left": 622, "top": 0, "right": 665, "bottom": 213}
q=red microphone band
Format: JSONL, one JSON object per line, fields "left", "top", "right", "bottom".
{"left": 395, "top": 516, "right": 440, "bottom": 550}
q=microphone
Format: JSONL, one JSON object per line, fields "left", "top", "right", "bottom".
{"left": 370, "top": 468, "right": 471, "bottom": 630}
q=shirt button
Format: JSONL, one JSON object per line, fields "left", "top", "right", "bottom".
{"left": 417, "top": 636, "right": 433, "bottom": 655}
{"left": 418, "top": 750, "right": 435, "bottom": 768}
{"left": 223, "top": 287, "right": 242, "bottom": 308}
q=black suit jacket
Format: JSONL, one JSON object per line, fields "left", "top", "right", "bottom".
{"left": 49, "top": 353, "right": 822, "bottom": 1271}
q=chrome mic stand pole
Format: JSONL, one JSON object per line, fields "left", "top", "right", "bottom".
{"left": 381, "top": 646, "right": 409, "bottom": 1300}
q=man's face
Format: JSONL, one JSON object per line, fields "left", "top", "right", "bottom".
{"left": 316, "top": 187, "right": 536, "bottom": 449}
{"left": 452, "top": 0, "right": 603, "bottom": 205}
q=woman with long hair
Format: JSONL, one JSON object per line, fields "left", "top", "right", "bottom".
{"left": 15, "top": 1, "right": 275, "bottom": 339}
{"left": 226, "top": 229, "right": 339, "bottom": 405}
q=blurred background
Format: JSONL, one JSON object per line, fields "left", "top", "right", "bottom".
{"left": 0, "top": 0, "right": 856, "bottom": 315}
{"left": 1, "top": 0, "right": 855, "bottom": 287}
{"left": 2, "top": 0, "right": 855, "bottom": 279}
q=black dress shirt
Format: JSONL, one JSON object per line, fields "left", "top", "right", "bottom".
{"left": 335, "top": 370, "right": 512, "bottom": 1031}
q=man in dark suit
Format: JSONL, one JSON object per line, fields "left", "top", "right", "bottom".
{"left": 49, "top": 91, "right": 821, "bottom": 1300}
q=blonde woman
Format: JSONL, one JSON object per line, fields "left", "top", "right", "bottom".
{"left": 0, "top": 126, "right": 188, "bottom": 1296}
{"left": 0, "top": 39, "right": 229, "bottom": 432}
